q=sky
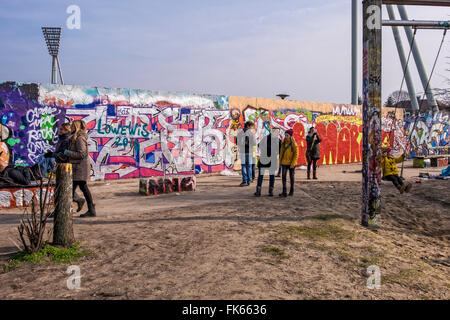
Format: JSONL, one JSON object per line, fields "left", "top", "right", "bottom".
{"left": 0, "top": 0, "right": 449, "bottom": 105}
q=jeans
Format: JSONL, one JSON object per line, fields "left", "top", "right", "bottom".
{"left": 385, "top": 174, "right": 403, "bottom": 188}
{"left": 307, "top": 158, "right": 317, "bottom": 172}
{"left": 281, "top": 165, "right": 295, "bottom": 193}
{"left": 251, "top": 163, "right": 256, "bottom": 180}
{"left": 257, "top": 168, "right": 275, "bottom": 189}
{"left": 241, "top": 153, "right": 252, "bottom": 183}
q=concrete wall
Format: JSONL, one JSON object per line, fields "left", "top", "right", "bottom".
{"left": 229, "top": 96, "right": 406, "bottom": 167}
{"left": 1, "top": 81, "right": 447, "bottom": 181}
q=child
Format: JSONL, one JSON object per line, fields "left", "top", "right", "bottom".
{"left": 381, "top": 147, "right": 412, "bottom": 194}
{"left": 279, "top": 129, "right": 299, "bottom": 197}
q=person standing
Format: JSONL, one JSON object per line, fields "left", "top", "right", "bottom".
{"left": 278, "top": 129, "right": 298, "bottom": 197}
{"left": 305, "top": 127, "right": 322, "bottom": 180}
{"left": 237, "top": 121, "right": 255, "bottom": 186}
{"left": 63, "top": 120, "right": 96, "bottom": 217}
{"left": 254, "top": 128, "right": 281, "bottom": 197}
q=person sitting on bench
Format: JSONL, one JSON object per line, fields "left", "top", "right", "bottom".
{"left": 381, "top": 147, "right": 412, "bottom": 194}
{"left": 0, "top": 160, "right": 32, "bottom": 186}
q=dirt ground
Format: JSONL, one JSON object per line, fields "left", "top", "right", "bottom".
{"left": 0, "top": 161, "right": 449, "bottom": 300}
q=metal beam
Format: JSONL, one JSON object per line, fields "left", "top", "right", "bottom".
{"left": 352, "top": 0, "right": 359, "bottom": 105}
{"left": 382, "top": 19, "right": 450, "bottom": 28}
{"left": 362, "top": 0, "right": 382, "bottom": 227}
{"left": 397, "top": 5, "right": 438, "bottom": 111}
{"left": 386, "top": 5, "right": 420, "bottom": 110}
{"left": 382, "top": 0, "right": 450, "bottom": 6}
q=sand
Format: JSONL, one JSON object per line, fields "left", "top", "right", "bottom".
{"left": 0, "top": 161, "right": 449, "bottom": 300}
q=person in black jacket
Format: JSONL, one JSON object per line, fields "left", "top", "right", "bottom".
{"left": 44, "top": 122, "right": 71, "bottom": 163}
{"left": 305, "top": 127, "right": 322, "bottom": 180}
{"left": 254, "top": 128, "right": 281, "bottom": 197}
{"left": 45, "top": 122, "right": 85, "bottom": 212}
{"left": 0, "top": 161, "right": 32, "bottom": 186}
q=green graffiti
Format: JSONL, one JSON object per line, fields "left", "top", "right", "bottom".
{"left": 7, "top": 138, "right": 20, "bottom": 146}
{"left": 305, "top": 110, "right": 313, "bottom": 123}
{"left": 20, "top": 125, "right": 25, "bottom": 130}
{"left": 41, "top": 114, "right": 56, "bottom": 141}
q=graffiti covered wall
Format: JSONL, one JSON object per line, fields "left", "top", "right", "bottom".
{"left": 0, "top": 82, "right": 231, "bottom": 180}
{"left": 1, "top": 81, "right": 448, "bottom": 181}
{"left": 229, "top": 96, "right": 405, "bottom": 167}
{"left": 403, "top": 110, "right": 449, "bottom": 156}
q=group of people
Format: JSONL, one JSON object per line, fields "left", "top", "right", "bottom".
{"left": 237, "top": 122, "right": 412, "bottom": 196}
{"left": 0, "top": 120, "right": 96, "bottom": 217}
{"left": 237, "top": 122, "right": 322, "bottom": 197}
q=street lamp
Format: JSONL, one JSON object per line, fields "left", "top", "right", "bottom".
{"left": 42, "top": 27, "right": 64, "bottom": 84}
{"left": 276, "top": 94, "right": 289, "bottom": 100}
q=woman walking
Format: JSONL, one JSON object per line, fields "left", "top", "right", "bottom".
{"left": 305, "top": 127, "right": 322, "bottom": 180}
{"left": 278, "top": 129, "right": 298, "bottom": 197}
{"left": 64, "top": 120, "right": 96, "bottom": 217}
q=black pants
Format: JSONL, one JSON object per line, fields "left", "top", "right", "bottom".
{"left": 281, "top": 165, "right": 295, "bottom": 192}
{"left": 307, "top": 158, "right": 318, "bottom": 171}
{"left": 73, "top": 181, "right": 94, "bottom": 209}
{"left": 385, "top": 174, "right": 403, "bottom": 188}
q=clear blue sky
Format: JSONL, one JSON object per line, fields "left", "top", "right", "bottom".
{"left": 0, "top": 0, "right": 449, "bottom": 104}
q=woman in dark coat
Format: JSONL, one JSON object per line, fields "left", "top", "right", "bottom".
{"left": 64, "top": 120, "right": 96, "bottom": 217}
{"left": 305, "top": 127, "right": 322, "bottom": 180}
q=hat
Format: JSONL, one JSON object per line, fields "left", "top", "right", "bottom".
{"left": 285, "top": 129, "right": 294, "bottom": 136}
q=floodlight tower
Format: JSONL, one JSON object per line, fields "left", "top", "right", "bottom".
{"left": 42, "top": 27, "right": 64, "bottom": 84}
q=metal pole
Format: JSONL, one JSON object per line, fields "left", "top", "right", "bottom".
{"left": 362, "top": 0, "right": 382, "bottom": 227}
{"left": 352, "top": 0, "right": 359, "bottom": 105}
{"left": 382, "top": 19, "right": 450, "bottom": 28}
{"left": 397, "top": 5, "right": 438, "bottom": 112}
{"left": 56, "top": 56, "right": 64, "bottom": 85}
{"left": 51, "top": 55, "right": 57, "bottom": 84}
{"left": 386, "top": 5, "right": 420, "bottom": 111}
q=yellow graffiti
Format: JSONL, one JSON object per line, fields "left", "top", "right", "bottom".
{"left": 314, "top": 115, "right": 362, "bottom": 125}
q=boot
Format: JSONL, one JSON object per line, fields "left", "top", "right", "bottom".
{"left": 80, "top": 203, "right": 96, "bottom": 218}
{"left": 313, "top": 169, "right": 318, "bottom": 180}
{"left": 268, "top": 187, "right": 274, "bottom": 197}
{"left": 307, "top": 170, "right": 311, "bottom": 180}
{"left": 279, "top": 187, "right": 287, "bottom": 197}
{"left": 404, "top": 182, "right": 412, "bottom": 193}
{"left": 396, "top": 185, "right": 405, "bottom": 194}
{"left": 288, "top": 186, "right": 294, "bottom": 196}
{"left": 254, "top": 186, "right": 261, "bottom": 197}
{"left": 75, "top": 198, "right": 85, "bottom": 212}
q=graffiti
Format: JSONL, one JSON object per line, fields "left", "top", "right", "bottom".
{"left": 332, "top": 105, "right": 360, "bottom": 116}
{"left": 1, "top": 81, "right": 447, "bottom": 185}
{"left": 238, "top": 105, "right": 365, "bottom": 166}
{"left": 26, "top": 106, "right": 60, "bottom": 164}
{"left": 139, "top": 176, "right": 196, "bottom": 195}
{"left": 0, "top": 186, "right": 55, "bottom": 209}
{"left": 404, "top": 111, "right": 449, "bottom": 156}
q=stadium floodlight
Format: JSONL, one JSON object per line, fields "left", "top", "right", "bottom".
{"left": 42, "top": 27, "right": 64, "bottom": 84}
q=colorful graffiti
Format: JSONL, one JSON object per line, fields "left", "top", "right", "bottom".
{"left": 0, "top": 186, "right": 55, "bottom": 209}
{"left": 139, "top": 176, "right": 196, "bottom": 195}
{"left": 1, "top": 82, "right": 447, "bottom": 184}
{"left": 231, "top": 105, "right": 366, "bottom": 166}
{"left": 0, "top": 82, "right": 231, "bottom": 180}
{"left": 404, "top": 110, "right": 449, "bottom": 156}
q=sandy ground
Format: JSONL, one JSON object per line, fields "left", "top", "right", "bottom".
{"left": 0, "top": 161, "right": 449, "bottom": 300}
